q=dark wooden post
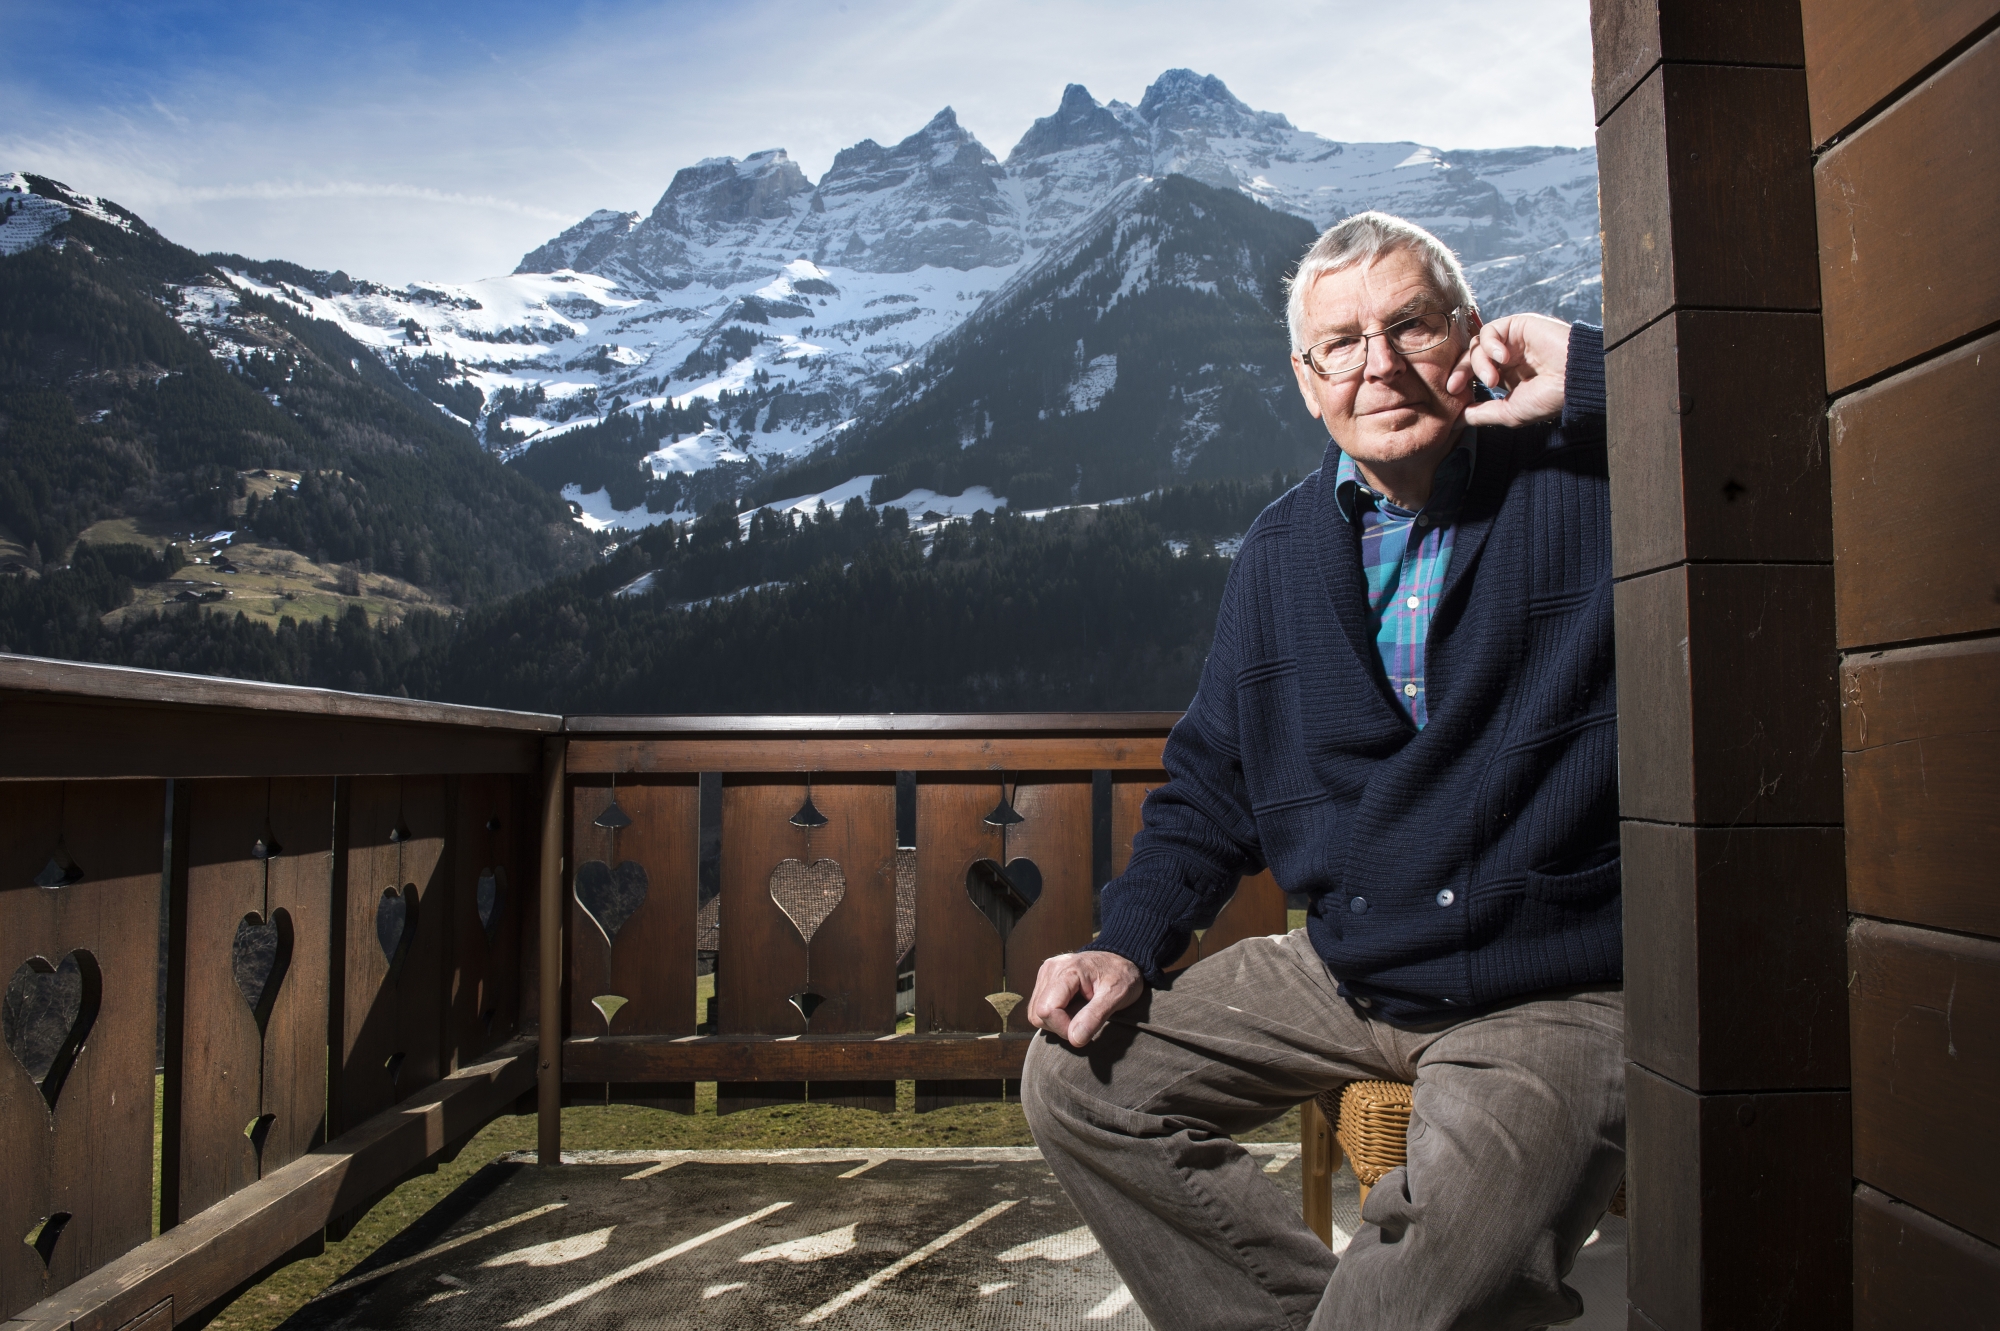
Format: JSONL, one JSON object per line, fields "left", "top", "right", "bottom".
{"left": 537, "top": 735, "right": 567, "bottom": 1166}
{"left": 1592, "top": 1, "right": 1851, "bottom": 1325}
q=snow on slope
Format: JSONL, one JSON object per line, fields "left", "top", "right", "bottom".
{"left": 5, "top": 72, "right": 1599, "bottom": 536}
{"left": 281, "top": 71, "right": 1596, "bottom": 505}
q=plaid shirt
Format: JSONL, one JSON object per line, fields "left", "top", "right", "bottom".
{"left": 1333, "top": 434, "right": 1477, "bottom": 729}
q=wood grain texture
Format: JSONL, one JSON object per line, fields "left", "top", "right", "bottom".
{"left": 5, "top": 1040, "right": 534, "bottom": 1331}
{"left": 331, "top": 778, "right": 448, "bottom": 1139}
{"left": 1298, "top": 1097, "right": 1340, "bottom": 1247}
{"left": 914, "top": 778, "right": 1009, "bottom": 1035}
{"left": 0, "top": 697, "right": 543, "bottom": 781}
{"left": 1606, "top": 310, "right": 1832, "bottom": 577}
{"left": 167, "top": 780, "right": 269, "bottom": 1224}
{"left": 1592, "top": 0, "right": 1806, "bottom": 125}
{"left": 1853, "top": 1183, "right": 2000, "bottom": 1331}
{"left": 166, "top": 779, "right": 334, "bottom": 1226}
{"left": 1843, "top": 639, "right": 2000, "bottom": 939}
{"left": 1621, "top": 821, "right": 1848, "bottom": 1092}
{"left": 714, "top": 780, "right": 808, "bottom": 1112}
{"left": 567, "top": 734, "right": 1171, "bottom": 774}
{"left": 0, "top": 654, "right": 557, "bottom": 731}
{"left": 445, "top": 775, "right": 530, "bottom": 1069}
{"left": 0, "top": 782, "right": 165, "bottom": 1321}
{"left": 1830, "top": 331, "right": 2000, "bottom": 647}
{"left": 564, "top": 712, "right": 1182, "bottom": 734}
{"left": 1614, "top": 563, "right": 1841, "bottom": 826}
{"left": 1625, "top": 1066, "right": 1852, "bottom": 1331}
{"left": 1816, "top": 29, "right": 2000, "bottom": 391}
{"left": 1801, "top": 0, "right": 2000, "bottom": 144}
{"left": 563, "top": 1034, "right": 1033, "bottom": 1082}
{"left": 1598, "top": 63, "right": 1820, "bottom": 347}
{"left": 535, "top": 738, "right": 565, "bottom": 1166}
{"left": 1849, "top": 918, "right": 2000, "bottom": 1245}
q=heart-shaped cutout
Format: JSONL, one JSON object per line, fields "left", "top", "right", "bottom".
{"left": 769, "top": 858, "right": 846, "bottom": 946}
{"left": 476, "top": 868, "right": 504, "bottom": 942}
{"left": 3, "top": 950, "right": 102, "bottom": 1111}
{"left": 965, "top": 858, "right": 1042, "bottom": 942}
{"left": 232, "top": 909, "right": 294, "bottom": 1034}
{"left": 575, "top": 859, "right": 648, "bottom": 948}
{"left": 376, "top": 885, "right": 417, "bottom": 970}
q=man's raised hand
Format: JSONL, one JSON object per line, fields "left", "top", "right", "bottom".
{"left": 1450, "top": 312, "right": 1572, "bottom": 428}
{"left": 1027, "top": 950, "right": 1144, "bottom": 1048}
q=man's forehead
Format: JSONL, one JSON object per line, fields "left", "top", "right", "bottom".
{"left": 1300, "top": 254, "right": 1449, "bottom": 332}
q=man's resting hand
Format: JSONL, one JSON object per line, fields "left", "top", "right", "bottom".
{"left": 1451, "top": 312, "right": 1572, "bottom": 428}
{"left": 1028, "top": 950, "right": 1143, "bottom": 1048}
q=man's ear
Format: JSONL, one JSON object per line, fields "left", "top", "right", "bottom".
{"left": 1288, "top": 353, "right": 1326, "bottom": 422}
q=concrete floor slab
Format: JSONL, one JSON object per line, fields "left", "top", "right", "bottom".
{"left": 284, "top": 1147, "right": 1626, "bottom": 1330}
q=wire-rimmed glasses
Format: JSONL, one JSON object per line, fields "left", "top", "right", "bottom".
{"left": 1299, "top": 308, "right": 1464, "bottom": 376}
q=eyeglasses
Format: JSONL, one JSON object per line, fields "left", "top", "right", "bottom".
{"left": 1299, "top": 308, "right": 1463, "bottom": 376}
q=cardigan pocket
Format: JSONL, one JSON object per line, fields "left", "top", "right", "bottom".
{"left": 1524, "top": 857, "right": 1621, "bottom": 908}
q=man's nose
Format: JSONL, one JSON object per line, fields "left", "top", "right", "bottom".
{"left": 1362, "top": 330, "right": 1406, "bottom": 379}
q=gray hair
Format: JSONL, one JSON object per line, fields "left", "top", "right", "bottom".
{"left": 1283, "top": 211, "right": 1476, "bottom": 351}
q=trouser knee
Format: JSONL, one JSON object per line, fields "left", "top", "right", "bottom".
{"left": 1019, "top": 1033, "right": 1087, "bottom": 1139}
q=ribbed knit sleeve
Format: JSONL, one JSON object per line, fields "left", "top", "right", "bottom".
{"left": 1083, "top": 525, "right": 1272, "bottom": 982}
{"left": 1560, "top": 322, "right": 1606, "bottom": 442}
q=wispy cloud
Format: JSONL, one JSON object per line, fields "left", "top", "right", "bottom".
{"left": 173, "top": 181, "right": 577, "bottom": 224}
{"left": 1, "top": 0, "right": 1594, "bottom": 285}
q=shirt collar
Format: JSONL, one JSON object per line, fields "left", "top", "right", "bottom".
{"left": 1334, "top": 430, "right": 1478, "bottom": 525}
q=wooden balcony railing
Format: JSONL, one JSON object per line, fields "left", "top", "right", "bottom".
{"left": 0, "top": 654, "right": 1286, "bottom": 1331}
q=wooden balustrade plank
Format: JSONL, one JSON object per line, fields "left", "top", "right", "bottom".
{"left": 260, "top": 779, "right": 334, "bottom": 1179}
{"left": 4, "top": 1041, "right": 535, "bottom": 1331}
{"left": 331, "top": 778, "right": 448, "bottom": 1140}
{"left": 566, "top": 734, "right": 1170, "bottom": 774}
{"left": 1189, "top": 872, "right": 1289, "bottom": 964}
{"left": 800, "top": 778, "right": 899, "bottom": 1111}
{"left": 716, "top": 779, "right": 810, "bottom": 1112}
{"left": 567, "top": 777, "right": 698, "bottom": 1112}
{"left": 1002, "top": 776, "right": 1094, "bottom": 1011}
{"left": 169, "top": 780, "right": 335, "bottom": 1226}
{"left": 1801, "top": 0, "right": 2000, "bottom": 145}
{"left": 562, "top": 1034, "right": 1034, "bottom": 1082}
{"left": 1850, "top": 918, "right": 2000, "bottom": 1245}
{"left": 1815, "top": 29, "right": 2000, "bottom": 391}
{"left": 445, "top": 775, "right": 530, "bottom": 1070}
{"left": 914, "top": 779, "right": 1008, "bottom": 1040}
{"left": 0, "top": 781, "right": 165, "bottom": 1321}
{"left": 168, "top": 780, "right": 270, "bottom": 1225}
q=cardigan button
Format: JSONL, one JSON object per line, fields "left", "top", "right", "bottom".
{"left": 1436, "top": 889, "right": 1455, "bottom": 907}
{"left": 1349, "top": 896, "right": 1369, "bottom": 915}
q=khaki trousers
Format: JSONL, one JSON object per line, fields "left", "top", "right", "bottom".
{"left": 1020, "top": 930, "right": 1625, "bottom": 1331}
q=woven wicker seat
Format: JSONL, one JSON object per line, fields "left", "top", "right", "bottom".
{"left": 1300, "top": 1080, "right": 1627, "bottom": 1228}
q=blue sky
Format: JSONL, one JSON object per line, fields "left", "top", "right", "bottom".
{"left": 3, "top": 1, "right": 1597, "bottom": 284}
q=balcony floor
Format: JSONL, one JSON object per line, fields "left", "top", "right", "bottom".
{"left": 281, "top": 1147, "right": 1627, "bottom": 1330}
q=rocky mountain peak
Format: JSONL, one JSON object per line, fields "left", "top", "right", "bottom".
{"left": 514, "top": 207, "right": 639, "bottom": 275}
{"left": 1008, "top": 83, "right": 1137, "bottom": 162}
{"left": 652, "top": 149, "right": 812, "bottom": 233}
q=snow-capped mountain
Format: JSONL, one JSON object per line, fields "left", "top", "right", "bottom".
{"left": 21, "top": 72, "right": 1599, "bottom": 532}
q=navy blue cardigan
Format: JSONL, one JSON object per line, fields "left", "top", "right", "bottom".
{"left": 1087, "top": 325, "right": 1617, "bottom": 1022}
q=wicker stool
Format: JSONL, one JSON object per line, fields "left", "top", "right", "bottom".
{"left": 1297, "top": 1080, "right": 1626, "bottom": 1243}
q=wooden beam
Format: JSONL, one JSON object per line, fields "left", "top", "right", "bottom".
{"left": 537, "top": 738, "right": 567, "bottom": 1167}
{"left": 562, "top": 713, "right": 1183, "bottom": 734}
{"left": 0, "top": 653, "right": 558, "bottom": 731}
{"left": 561, "top": 1034, "right": 1036, "bottom": 1082}
{"left": 566, "top": 734, "right": 1171, "bottom": 774}
{"left": 4, "top": 1040, "right": 535, "bottom": 1331}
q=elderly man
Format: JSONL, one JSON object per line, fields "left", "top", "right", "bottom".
{"left": 1021, "top": 211, "right": 1621, "bottom": 1331}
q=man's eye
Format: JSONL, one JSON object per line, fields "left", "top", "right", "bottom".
{"left": 1321, "top": 337, "right": 1361, "bottom": 353}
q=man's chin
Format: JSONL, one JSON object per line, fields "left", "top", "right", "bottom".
{"left": 1344, "top": 420, "right": 1456, "bottom": 464}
